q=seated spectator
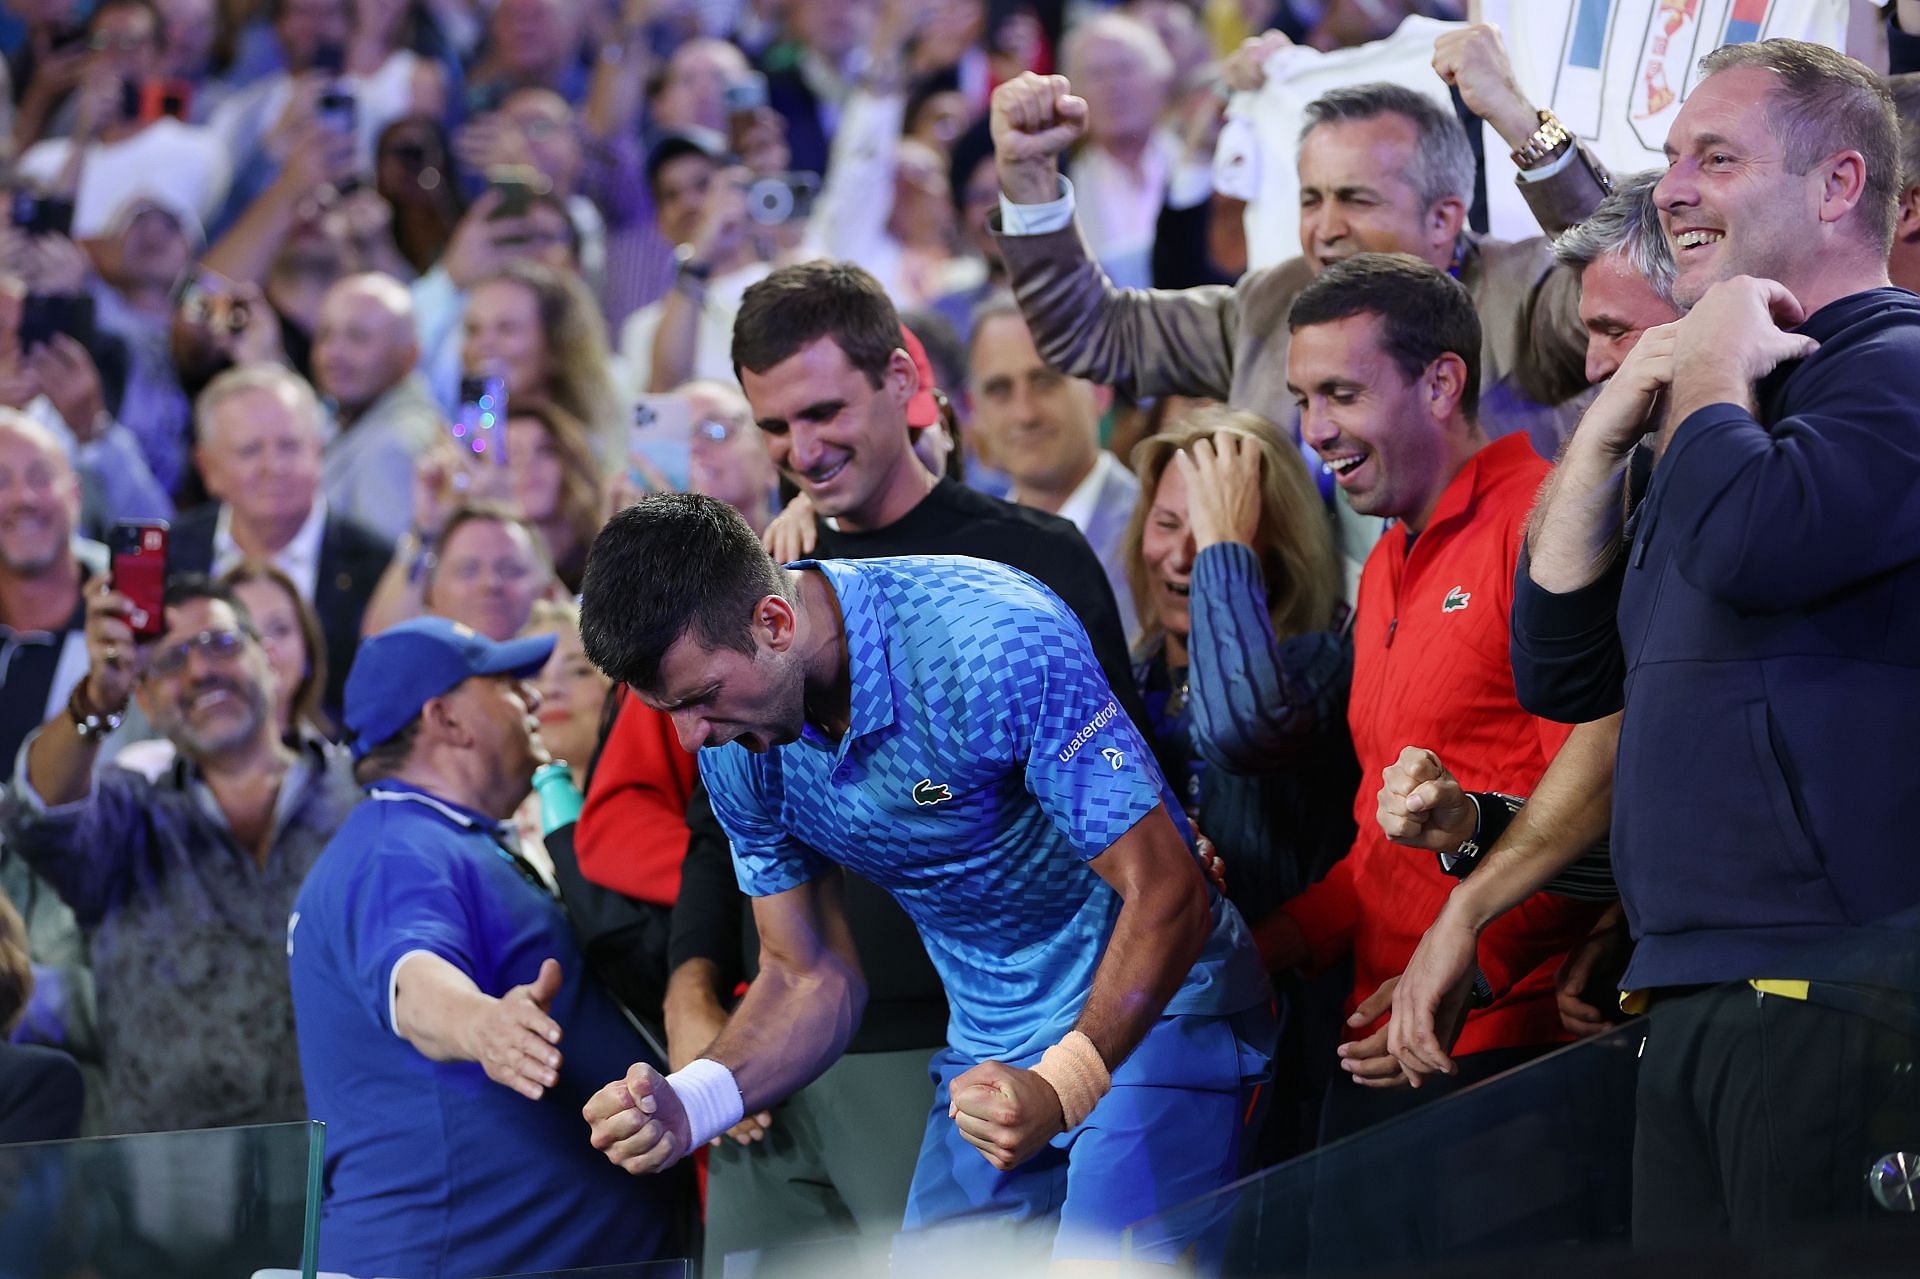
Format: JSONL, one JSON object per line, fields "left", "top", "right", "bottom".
{"left": 314, "top": 271, "right": 443, "bottom": 542}
{"left": 289, "top": 616, "right": 673, "bottom": 1277}
{"left": 15, "top": 0, "right": 232, "bottom": 238}
{"left": 460, "top": 259, "right": 624, "bottom": 467}
{"left": 965, "top": 294, "right": 1138, "bottom": 640}
{"left": 364, "top": 499, "right": 558, "bottom": 642}
{"left": 621, "top": 131, "right": 772, "bottom": 393}
{"left": 929, "top": 119, "right": 1006, "bottom": 343}
{"left": 85, "top": 192, "right": 199, "bottom": 498}
{"left": 0, "top": 885, "right": 83, "bottom": 1146}
{"left": 504, "top": 400, "right": 602, "bottom": 594}
{"left": 1124, "top": 409, "right": 1354, "bottom": 923}
{"left": 170, "top": 364, "right": 391, "bottom": 726}
{"left": 2, "top": 574, "right": 360, "bottom": 1133}
{"left": 679, "top": 379, "right": 777, "bottom": 536}
{"left": 1057, "top": 12, "right": 1178, "bottom": 289}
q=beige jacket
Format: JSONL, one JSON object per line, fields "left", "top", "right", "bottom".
{"left": 993, "top": 145, "right": 1612, "bottom": 459}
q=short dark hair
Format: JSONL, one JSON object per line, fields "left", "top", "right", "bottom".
{"left": 732, "top": 261, "right": 902, "bottom": 389}
{"left": 163, "top": 573, "right": 255, "bottom": 630}
{"left": 353, "top": 715, "right": 421, "bottom": 786}
{"left": 1287, "top": 253, "right": 1482, "bottom": 418}
{"left": 578, "top": 493, "right": 785, "bottom": 693}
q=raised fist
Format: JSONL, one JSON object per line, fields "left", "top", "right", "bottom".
{"left": 990, "top": 73, "right": 1089, "bottom": 205}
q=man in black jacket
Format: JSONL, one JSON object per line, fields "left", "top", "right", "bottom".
{"left": 168, "top": 365, "right": 391, "bottom": 728}
{"left": 662, "top": 261, "right": 1145, "bottom": 1271}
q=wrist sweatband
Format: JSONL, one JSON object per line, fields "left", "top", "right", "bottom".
{"left": 1031, "top": 1031, "right": 1111, "bottom": 1129}
{"left": 665, "top": 1057, "right": 745, "bottom": 1148}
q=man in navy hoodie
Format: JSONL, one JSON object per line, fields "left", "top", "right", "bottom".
{"left": 1387, "top": 38, "right": 1920, "bottom": 1245}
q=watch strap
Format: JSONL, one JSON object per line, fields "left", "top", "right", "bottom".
{"left": 1511, "top": 109, "right": 1573, "bottom": 170}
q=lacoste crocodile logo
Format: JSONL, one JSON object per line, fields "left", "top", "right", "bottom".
{"left": 912, "top": 779, "right": 952, "bottom": 806}
{"left": 1442, "top": 586, "right": 1472, "bottom": 614}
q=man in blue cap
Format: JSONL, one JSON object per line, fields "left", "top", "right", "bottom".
{"left": 287, "top": 617, "right": 675, "bottom": 1279}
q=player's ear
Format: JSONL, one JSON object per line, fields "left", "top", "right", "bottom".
{"left": 756, "top": 592, "right": 798, "bottom": 652}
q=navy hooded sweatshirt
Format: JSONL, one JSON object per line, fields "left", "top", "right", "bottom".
{"left": 1517, "top": 286, "right": 1920, "bottom": 994}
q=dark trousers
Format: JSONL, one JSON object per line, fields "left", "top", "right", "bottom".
{"left": 1633, "top": 984, "right": 1920, "bottom": 1246}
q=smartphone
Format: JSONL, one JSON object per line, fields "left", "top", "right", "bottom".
{"left": 17, "top": 293, "right": 96, "bottom": 353}
{"left": 486, "top": 164, "right": 549, "bottom": 219}
{"left": 744, "top": 172, "right": 821, "bottom": 226}
{"left": 174, "top": 268, "right": 251, "bottom": 336}
{"left": 122, "top": 78, "right": 193, "bottom": 125}
{"left": 454, "top": 374, "right": 509, "bottom": 466}
{"left": 109, "top": 520, "right": 170, "bottom": 639}
{"left": 723, "top": 72, "right": 768, "bottom": 118}
{"left": 316, "top": 86, "right": 357, "bottom": 135}
{"left": 630, "top": 394, "right": 693, "bottom": 491}
{"left": 8, "top": 190, "right": 76, "bottom": 238}
{"left": 312, "top": 38, "right": 346, "bottom": 76}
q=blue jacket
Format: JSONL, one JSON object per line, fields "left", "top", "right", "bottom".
{"left": 1607, "top": 287, "right": 1920, "bottom": 991}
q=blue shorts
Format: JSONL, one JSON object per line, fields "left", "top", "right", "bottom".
{"left": 898, "top": 1002, "right": 1276, "bottom": 1266}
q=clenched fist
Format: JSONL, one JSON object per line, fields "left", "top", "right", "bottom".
{"left": 990, "top": 73, "right": 1090, "bottom": 205}
{"left": 1377, "top": 746, "right": 1476, "bottom": 854}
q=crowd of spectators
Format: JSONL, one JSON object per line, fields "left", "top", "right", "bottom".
{"left": 1, "top": 0, "right": 1918, "bottom": 1275}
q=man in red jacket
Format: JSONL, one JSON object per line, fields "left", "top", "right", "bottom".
{"left": 1257, "top": 253, "right": 1605, "bottom": 1140}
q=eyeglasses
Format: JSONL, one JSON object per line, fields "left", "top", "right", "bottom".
{"left": 147, "top": 628, "right": 252, "bottom": 679}
{"left": 88, "top": 33, "right": 154, "bottom": 51}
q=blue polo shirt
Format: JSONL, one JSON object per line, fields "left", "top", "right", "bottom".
{"left": 287, "top": 782, "right": 670, "bottom": 1279}
{"left": 702, "top": 556, "right": 1268, "bottom": 1063}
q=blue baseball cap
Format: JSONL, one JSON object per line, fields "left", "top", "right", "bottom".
{"left": 344, "top": 617, "right": 556, "bottom": 760}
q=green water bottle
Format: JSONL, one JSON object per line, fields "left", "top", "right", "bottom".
{"left": 531, "top": 762, "right": 582, "bottom": 834}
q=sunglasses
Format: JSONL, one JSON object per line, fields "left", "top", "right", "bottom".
{"left": 147, "top": 627, "right": 255, "bottom": 679}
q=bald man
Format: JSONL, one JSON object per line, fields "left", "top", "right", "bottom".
{"left": 314, "top": 273, "right": 444, "bottom": 543}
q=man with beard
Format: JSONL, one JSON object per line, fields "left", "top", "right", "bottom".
{"left": 0, "top": 575, "right": 359, "bottom": 1133}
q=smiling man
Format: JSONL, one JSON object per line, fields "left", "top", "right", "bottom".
{"left": 2, "top": 575, "right": 360, "bottom": 1133}
{"left": 576, "top": 493, "right": 1274, "bottom": 1268}
{"left": 1253, "top": 253, "right": 1604, "bottom": 1141}
{"left": 1392, "top": 39, "right": 1920, "bottom": 1246}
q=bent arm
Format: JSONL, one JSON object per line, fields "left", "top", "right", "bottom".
{"left": 697, "top": 870, "right": 866, "bottom": 1112}
{"left": 1072, "top": 805, "right": 1212, "bottom": 1070}
{"left": 1188, "top": 542, "right": 1350, "bottom": 772}
{"left": 992, "top": 198, "right": 1242, "bottom": 402}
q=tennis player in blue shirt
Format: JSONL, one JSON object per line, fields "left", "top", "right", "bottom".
{"left": 579, "top": 491, "right": 1274, "bottom": 1264}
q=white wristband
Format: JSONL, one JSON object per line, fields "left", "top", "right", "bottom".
{"left": 665, "top": 1057, "right": 745, "bottom": 1148}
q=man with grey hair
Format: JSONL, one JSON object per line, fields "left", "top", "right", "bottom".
{"left": 1391, "top": 37, "right": 1920, "bottom": 1244}
{"left": 1550, "top": 168, "right": 1682, "bottom": 385}
{"left": 991, "top": 23, "right": 1609, "bottom": 480}
{"left": 1, "top": 573, "right": 359, "bottom": 1133}
{"left": 1056, "top": 11, "right": 1179, "bottom": 289}
{"left": 169, "top": 365, "right": 392, "bottom": 725}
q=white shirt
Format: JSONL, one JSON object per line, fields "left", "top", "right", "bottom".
{"left": 1065, "top": 130, "right": 1178, "bottom": 289}
{"left": 212, "top": 498, "right": 329, "bottom": 603}
{"left": 16, "top": 118, "right": 232, "bottom": 239}
{"left": 1054, "top": 450, "right": 1123, "bottom": 537}
{"left": 618, "top": 262, "right": 772, "bottom": 395}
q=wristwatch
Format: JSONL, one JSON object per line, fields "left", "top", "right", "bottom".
{"left": 1510, "top": 109, "right": 1573, "bottom": 170}
{"left": 673, "top": 242, "right": 714, "bottom": 285}
{"left": 67, "top": 679, "right": 125, "bottom": 742}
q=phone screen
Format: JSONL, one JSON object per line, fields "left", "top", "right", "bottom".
{"left": 18, "top": 294, "right": 96, "bottom": 353}
{"left": 109, "top": 521, "right": 170, "bottom": 638}
{"left": 455, "top": 374, "right": 509, "bottom": 466}
{"left": 630, "top": 395, "right": 694, "bottom": 491}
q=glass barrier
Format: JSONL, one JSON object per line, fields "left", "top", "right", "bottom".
{"left": 0, "top": 1119, "right": 322, "bottom": 1279}
{"left": 476, "top": 1264, "right": 693, "bottom": 1278}
{"left": 1120, "top": 1020, "right": 1643, "bottom": 1276}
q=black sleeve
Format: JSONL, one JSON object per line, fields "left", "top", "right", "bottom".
{"left": 1151, "top": 196, "right": 1233, "bottom": 290}
{"left": 665, "top": 782, "right": 748, "bottom": 984}
{"left": 1509, "top": 542, "right": 1628, "bottom": 724}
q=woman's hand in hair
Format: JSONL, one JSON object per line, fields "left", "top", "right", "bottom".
{"left": 1176, "top": 433, "right": 1262, "bottom": 551}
